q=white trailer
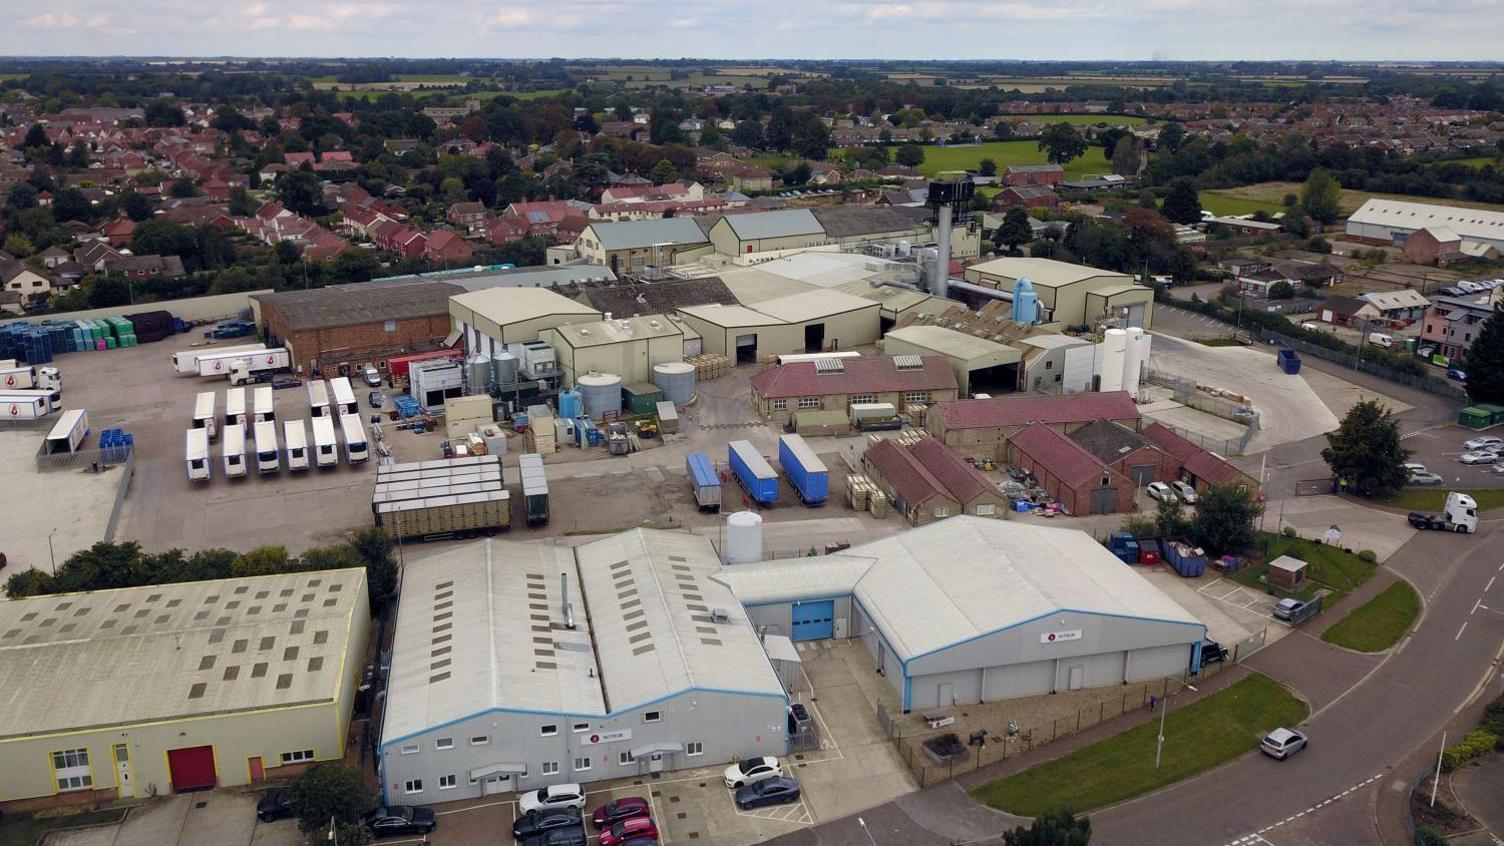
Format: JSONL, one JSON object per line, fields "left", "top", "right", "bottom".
{"left": 329, "top": 376, "right": 358, "bottom": 416}
{"left": 173, "top": 343, "right": 265, "bottom": 375}
{"left": 253, "top": 419, "right": 280, "bottom": 474}
{"left": 0, "top": 364, "right": 60, "bottom": 392}
{"left": 284, "top": 419, "right": 310, "bottom": 471}
{"left": 311, "top": 415, "right": 339, "bottom": 469}
{"left": 43, "top": 409, "right": 90, "bottom": 454}
{"left": 192, "top": 391, "right": 218, "bottom": 441}
{"left": 228, "top": 349, "right": 292, "bottom": 386}
{"left": 306, "top": 379, "right": 330, "bottom": 418}
{"left": 0, "top": 389, "right": 61, "bottom": 414}
{"left": 253, "top": 385, "right": 275, "bottom": 423}
{"left": 225, "top": 387, "right": 247, "bottom": 429}
{"left": 222, "top": 424, "right": 248, "bottom": 478}
{"left": 0, "top": 393, "right": 49, "bottom": 421}
{"left": 339, "top": 413, "right": 369, "bottom": 464}
{"left": 185, "top": 428, "right": 211, "bottom": 482}
{"left": 194, "top": 347, "right": 288, "bottom": 380}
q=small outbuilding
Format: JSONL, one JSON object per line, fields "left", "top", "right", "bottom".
{"left": 1266, "top": 555, "right": 1309, "bottom": 591}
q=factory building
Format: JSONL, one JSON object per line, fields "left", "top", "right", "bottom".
{"left": 1345, "top": 198, "right": 1504, "bottom": 254}
{"left": 677, "top": 289, "right": 880, "bottom": 362}
{"left": 962, "top": 257, "right": 1154, "bottom": 329}
{"left": 252, "top": 279, "right": 462, "bottom": 376}
{"left": 379, "top": 530, "right": 788, "bottom": 806}
{"left": 862, "top": 437, "right": 1010, "bottom": 526}
{"left": 538, "top": 314, "right": 696, "bottom": 386}
{"left": 0, "top": 570, "right": 370, "bottom": 809}
{"left": 574, "top": 218, "right": 714, "bottom": 272}
{"left": 926, "top": 391, "right": 1140, "bottom": 461}
{"left": 448, "top": 287, "right": 603, "bottom": 361}
{"left": 714, "top": 517, "right": 1206, "bottom": 712}
{"left": 707, "top": 209, "right": 827, "bottom": 257}
{"left": 1006, "top": 422, "right": 1138, "bottom": 514}
{"left": 882, "top": 325, "right": 1021, "bottom": 396}
{"left": 749, "top": 354, "right": 959, "bottom": 427}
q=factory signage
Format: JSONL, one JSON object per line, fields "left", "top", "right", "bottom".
{"left": 580, "top": 729, "right": 632, "bottom": 746}
{"left": 1040, "top": 629, "right": 1082, "bottom": 644}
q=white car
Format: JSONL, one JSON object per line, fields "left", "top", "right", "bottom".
{"left": 1169, "top": 480, "right": 1198, "bottom": 504}
{"left": 1403, "top": 463, "right": 1428, "bottom": 476}
{"left": 724, "top": 757, "right": 782, "bottom": 789}
{"left": 1459, "top": 451, "right": 1499, "bottom": 465}
{"left": 1146, "top": 481, "right": 1177, "bottom": 504}
{"left": 1463, "top": 436, "right": 1504, "bottom": 451}
{"left": 1410, "top": 471, "right": 1445, "bottom": 485}
{"left": 518, "top": 783, "right": 586, "bottom": 814}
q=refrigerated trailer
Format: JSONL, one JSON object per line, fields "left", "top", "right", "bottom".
{"left": 306, "top": 379, "right": 330, "bottom": 418}
{"left": 519, "top": 452, "right": 549, "bottom": 525}
{"left": 778, "top": 433, "right": 828, "bottom": 506}
{"left": 191, "top": 391, "right": 218, "bottom": 441}
{"left": 44, "top": 409, "right": 90, "bottom": 454}
{"left": 311, "top": 416, "right": 339, "bottom": 468}
{"left": 185, "top": 428, "right": 210, "bottom": 482}
{"left": 329, "top": 377, "right": 358, "bottom": 416}
{"left": 222, "top": 424, "right": 247, "bottom": 478}
{"left": 253, "top": 420, "right": 280, "bottom": 474}
{"left": 339, "top": 413, "right": 369, "bottom": 464}
{"left": 0, "top": 389, "right": 61, "bottom": 415}
{"left": 173, "top": 343, "right": 265, "bottom": 375}
{"left": 224, "top": 387, "right": 247, "bottom": 429}
{"left": 0, "top": 364, "right": 60, "bottom": 392}
{"left": 375, "top": 490, "right": 512, "bottom": 540}
{"left": 0, "top": 393, "right": 49, "bottom": 421}
{"left": 728, "top": 440, "right": 778, "bottom": 505}
{"left": 253, "top": 385, "right": 274, "bottom": 422}
{"left": 284, "top": 420, "right": 309, "bottom": 471}
{"left": 193, "top": 348, "right": 289, "bottom": 381}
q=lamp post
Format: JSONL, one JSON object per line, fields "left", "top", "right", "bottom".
{"left": 856, "top": 818, "right": 878, "bottom": 846}
{"left": 47, "top": 527, "right": 57, "bottom": 571}
{"left": 1155, "top": 677, "right": 1198, "bottom": 770}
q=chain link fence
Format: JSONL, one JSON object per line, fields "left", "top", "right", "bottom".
{"left": 1253, "top": 329, "right": 1468, "bottom": 402}
{"left": 102, "top": 451, "right": 135, "bottom": 542}
{"left": 1143, "top": 368, "right": 1260, "bottom": 456}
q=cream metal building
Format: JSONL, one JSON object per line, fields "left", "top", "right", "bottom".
{"left": 707, "top": 209, "right": 827, "bottom": 256}
{"left": 677, "top": 290, "right": 880, "bottom": 362}
{"left": 0, "top": 570, "right": 370, "bottom": 806}
{"left": 448, "top": 287, "right": 603, "bottom": 358}
{"left": 963, "top": 257, "right": 1154, "bottom": 329}
{"left": 882, "top": 325, "right": 1021, "bottom": 396}
{"left": 575, "top": 218, "right": 714, "bottom": 273}
{"left": 538, "top": 313, "right": 696, "bottom": 386}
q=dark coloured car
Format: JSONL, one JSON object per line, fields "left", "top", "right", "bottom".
{"left": 734, "top": 776, "right": 801, "bottom": 810}
{"left": 520, "top": 825, "right": 586, "bottom": 846}
{"left": 1447, "top": 368, "right": 1467, "bottom": 382}
{"left": 513, "top": 807, "right": 582, "bottom": 841}
{"left": 362, "top": 806, "right": 437, "bottom": 837}
{"left": 271, "top": 375, "right": 303, "bottom": 390}
{"left": 1199, "top": 640, "right": 1228, "bottom": 668}
{"left": 256, "top": 789, "right": 294, "bottom": 822}
{"left": 591, "top": 797, "right": 649, "bottom": 829}
{"left": 368, "top": 390, "right": 385, "bottom": 409}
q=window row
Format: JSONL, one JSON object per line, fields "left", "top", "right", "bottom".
{"left": 399, "top": 741, "right": 707, "bottom": 793}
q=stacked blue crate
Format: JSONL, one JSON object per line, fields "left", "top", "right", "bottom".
{"left": 98, "top": 427, "right": 135, "bottom": 465}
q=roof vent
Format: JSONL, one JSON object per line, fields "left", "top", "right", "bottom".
{"left": 814, "top": 358, "right": 844, "bottom": 374}
{"left": 710, "top": 608, "right": 731, "bottom": 624}
{"left": 893, "top": 355, "right": 924, "bottom": 370}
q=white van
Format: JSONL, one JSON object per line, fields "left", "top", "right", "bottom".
{"left": 1367, "top": 332, "right": 1394, "bottom": 348}
{"left": 253, "top": 385, "right": 275, "bottom": 423}
{"left": 253, "top": 419, "right": 280, "bottom": 474}
{"left": 284, "top": 419, "right": 310, "bottom": 471}
{"left": 225, "top": 386, "right": 247, "bottom": 429}
{"left": 311, "top": 415, "right": 339, "bottom": 469}
{"left": 222, "top": 424, "right": 247, "bottom": 478}
{"left": 339, "top": 413, "right": 369, "bottom": 464}
{"left": 185, "top": 428, "right": 211, "bottom": 482}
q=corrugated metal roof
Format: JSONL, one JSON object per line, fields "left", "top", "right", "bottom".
{"left": 450, "top": 286, "right": 602, "bottom": 327}
{"left": 710, "top": 555, "right": 876, "bottom": 605}
{"left": 751, "top": 354, "right": 958, "bottom": 399}
{"left": 586, "top": 218, "right": 711, "bottom": 252}
{"left": 721, "top": 209, "right": 823, "bottom": 241}
{"left": 1348, "top": 198, "right": 1504, "bottom": 243}
{"left": 747, "top": 289, "right": 879, "bottom": 324}
{"left": 966, "top": 256, "right": 1133, "bottom": 288}
{"left": 254, "top": 281, "right": 462, "bottom": 332}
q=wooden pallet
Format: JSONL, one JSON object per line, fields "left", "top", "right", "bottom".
{"left": 685, "top": 354, "right": 731, "bottom": 381}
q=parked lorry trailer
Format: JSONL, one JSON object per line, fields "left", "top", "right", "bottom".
{"left": 1, "top": 363, "right": 60, "bottom": 392}
{"left": 185, "top": 427, "right": 210, "bottom": 481}
{"left": 284, "top": 420, "right": 310, "bottom": 471}
{"left": 519, "top": 452, "right": 549, "bottom": 525}
{"left": 686, "top": 452, "right": 722, "bottom": 512}
{"left": 310, "top": 416, "right": 339, "bottom": 468}
{"left": 850, "top": 402, "right": 901, "bottom": 432}
{"left": 0, "top": 392, "right": 50, "bottom": 420}
{"left": 253, "top": 420, "right": 280, "bottom": 474}
{"left": 372, "top": 455, "right": 511, "bottom": 540}
{"left": 191, "top": 391, "right": 218, "bottom": 441}
{"left": 306, "top": 379, "right": 331, "bottom": 417}
{"left": 221, "top": 424, "right": 247, "bottom": 478}
{"left": 194, "top": 347, "right": 290, "bottom": 382}
{"left": 43, "top": 409, "right": 89, "bottom": 454}
{"left": 329, "top": 376, "right": 358, "bottom": 416}
{"left": 728, "top": 440, "right": 779, "bottom": 505}
{"left": 777, "top": 433, "right": 828, "bottom": 505}
{"left": 1407, "top": 492, "right": 1478, "bottom": 533}
{"left": 173, "top": 343, "right": 265, "bottom": 375}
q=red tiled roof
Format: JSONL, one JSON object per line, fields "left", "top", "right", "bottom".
{"left": 908, "top": 438, "right": 996, "bottom": 503}
{"left": 1142, "top": 422, "right": 1246, "bottom": 485}
{"left": 864, "top": 439, "right": 956, "bottom": 507}
{"left": 750, "top": 355, "right": 957, "bottom": 400}
{"left": 936, "top": 392, "right": 1138, "bottom": 431}
{"left": 1140, "top": 422, "right": 1199, "bottom": 461}
{"left": 1009, "top": 422, "right": 1119, "bottom": 488}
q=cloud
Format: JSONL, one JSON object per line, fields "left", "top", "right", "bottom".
{"left": 22, "top": 10, "right": 110, "bottom": 29}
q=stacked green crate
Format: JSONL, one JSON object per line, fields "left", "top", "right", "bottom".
{"left": 106, "top": 316, "right": 136, "bottom": 347}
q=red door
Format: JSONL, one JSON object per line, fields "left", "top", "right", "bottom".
{"left": 167, "top": 746, "right": 217, "bottom": 792}
{"left": 248, "top": 756, "right": 264, "bottom": 782}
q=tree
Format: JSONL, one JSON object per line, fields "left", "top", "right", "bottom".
{"left": 145, "top": 99, "right": 185, "bottom": 127}
{"left": 1300, "top": 168, "right": 1342, "bottom": 225}
{"left": 21, "top": 123, "right": 47, "bottom": 149}
{"left": 332, "top": 249, "right": 379, "bottom": 285}
{"left": 731, "top": 120, "right": 764, "bottom": 150}
{"left": 978, "top": 158, "right": 997, "bottom": 177}
{"left": 649, "top": 159, "right": 677, "bottom": 185}
{"left": 7, "top": 183, "right": 38, "bottom": 209}
{"left": 1187, "top": 484, "right": 1263, "bottom": 555}
{"left": 228, "top": 185, "right": 255, "bottom": 217}
{"left": 788, "top": 110, "right": 830, "bottom": 160}
{"left": 1464, "top": 304, "right": 1504, "bottom": 404}
{"left": 1268, "top": 280, "right": 1295, "bottom": 299}
{"left": 991, "top": 121, "right": 1015, "bottom": 141}
{"left": 50, "top": 187, "right": 92, "bottom": 223}
{"left": 349, "top": 527, "right": 398, "bottom": 612}
{"left": 88, "top": 275, "right": 130, "bottom": 308}
{"left": 276, "top": 169, "right": 325, "bottom": 217}
{"left": 291, "top": 763, "right": 371, "bottom": 835}
{"left": 1281, "top": 202, "right": 1310, "bottom": 238}
{"left": 782, "top": 162, "right": 811, "bottom": 186}
{"left": 894, "top": 144, "right": 925, "bottom": 168}
{"left": 1002, "top": 808, "right": 1091, "bottom": 846}
{"left": 1321, "top": 399, "right": 1410, "bottom": 497}
{"left": 3, "top": 234, "right": 35, "bottom": 257}
{"left": 1157, "top": 122, "right": 1186, "bottom": 153}
{"left": 1110, "top": 136, "right": 1143, "bottom": 175}
{"left": 119, "top": 191, "right": 153, "bottom": 221}
{"left": 1154, "top": 496, "right": 1188, "bottom": 538}
{"left": 1160, "top": 177, "right": 1203, "bottom": 225}
{"left": 996, "top": 207, "right": 1033, "bottom": 254}
{"left": 765, "top": 106, "right": 795, "bottom": 152}
{"left": 1038, "top": 123, "right": 1087, "bottom": 166}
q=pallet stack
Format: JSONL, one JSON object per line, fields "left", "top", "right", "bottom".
{"left": 895, "top": 428, "right": 930, "bottom": 447}
{"left": 868, "top": 490, "right": 889, "bottom": 518}
{"left": 847, "top": 473, "right": 874, "bottom": 510}
{"left": 685, "top": 353, "right": 731, "bottom": 381}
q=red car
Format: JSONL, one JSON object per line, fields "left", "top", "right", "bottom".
{"left": 599, "top": 816, "right": 657, "bottom": 846}
{"left": 591, "top": 797, "right": 649, "bottom": 830}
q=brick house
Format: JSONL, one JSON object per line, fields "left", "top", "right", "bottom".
{"left": 1002, "top": 164, "right": 1065, "bottom": 187}
{"left": 104, "top": 254, "right": 186, "bottom": 279}
{"left": 101, "top": 216, "right": 137, "bottom": 247}
{"left": 1419, "top": 294, "right": 1495, "bottom": 361}
{"left": 447, "top": 201, "right": 490, "bottom": 237}
{"left": 251, "top": 280, "right": 463, "bottom": 376}
{"left": 863, "top": 437, "right": 1010, "bottom": 526}
{"left": 422, "top": 229, "right": 474, "bottom": 265}
{"left": 925, "top": 391, "right": 1140, "bottom": 462}
{"left": 1005, "top": 422, "right": 1137, "bottom": 514}
{"left": 0, "top": 259, "right": 52, "bottom": 307}
{"left": 994, "top": 185, "right": 1059, "bottom": 210}
{"left": 1402, "top": 225, "right": 1500, "bottom": 266}
{"left": 749, "top": 355, "right": 959, "bottom": 428}
{"left": 1141, "top": 423, "right": 1257, "bottom": 493}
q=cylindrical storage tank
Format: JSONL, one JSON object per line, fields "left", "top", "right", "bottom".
{"left": 725, "top": 510, "right": 764, "bottom": 564}
{"left": 652, "top": 361, "right": 697, "bottom": 406}
{"left": 576, "top": 372, "right": 623, "bottom": 418}
{"left": 1099, "top": 329, "right": 1127, "bottom": 393}
{"left": 492, "top": 352, "right": 518, "bottom": 387}
{"left": 466, "top": 351, "right": 491, "bottom": 393}
{"left": 558, "top": 389, "right": 583, "bottom": 420}
{"left": 1122, "top": 327, "right": 1146, "bottom": 396}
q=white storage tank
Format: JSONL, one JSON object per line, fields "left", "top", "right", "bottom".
{"left": 1123, "top": 327, "right": 1147, "bottom": 396}
{"left": 1099, "top": 329, "right": 1128, "bottom": 393}
{"left": 725, "top": 510, "right": 764, "bottom": 564}
{"left": 576, "top": 372, "right": 623, "bottom": 418}
{"left": 652, "top": 361, "right": 696, "bottom": 406}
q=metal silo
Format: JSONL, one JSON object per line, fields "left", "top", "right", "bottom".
{"left": 576, "top": 372, "right": 622, "bottom": 418}
{"left": 652, "top": 361, "right": 697, "bottom": 406}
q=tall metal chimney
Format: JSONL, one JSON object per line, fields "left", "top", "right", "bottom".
{"left": 931, "top": 203, "right": 953, "bottom": 299}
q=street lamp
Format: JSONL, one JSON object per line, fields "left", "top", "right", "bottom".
{"left": 47, "top": 527, "right": 57, "bottom": 571}
{"left": 1154, "top": 677, "right": 1198, "bottom": 770}
{"left": 856, "top": 818, "right": 878, "bottom": 846}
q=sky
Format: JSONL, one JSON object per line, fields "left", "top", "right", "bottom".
{"left": 2, "top": 0, "right": 1504, "bottom": 62}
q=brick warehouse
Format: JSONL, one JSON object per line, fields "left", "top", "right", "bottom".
{"left": 251, "top": 278, "right": 461, "bottom": 377}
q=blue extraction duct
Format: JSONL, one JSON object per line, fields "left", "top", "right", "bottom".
{"left": 1011, "top": 277, "right": 1040, "bottom": 325}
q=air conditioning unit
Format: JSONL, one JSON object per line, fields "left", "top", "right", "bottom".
{"left": 710, "top": 608, "right": 731, "bottom": 624}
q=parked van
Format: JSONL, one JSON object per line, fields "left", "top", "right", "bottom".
{"left": 222, "top": 424, "right": 247, "bottom": 478}
{"left": 311, "top": 415, "right": 339, "bottom": 468}
{"left": 339, "top": 413, "right": 369, "bottom": 464}
{"left": 192, "top": 391, "right": 218, "bottom": 441}
{"left": 185, "top": 428, "right": 211, "bottom": 482}
{"left": 253, "top": 385, "right": 275, "bottom": 423}
{"left": 284, "top": 419, "right": 310, "bottom": 471}
{"left": 225, "top": 386, "right": 247, "bottom": 428}
{"left": 1367, "top": 332, "right": 1394, "bottom": 348}
{"left": 253, "top": 420, "right": 280, "bottom": 474}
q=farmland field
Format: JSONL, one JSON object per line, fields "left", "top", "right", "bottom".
{"left": 915, "top": 141, "right": 1113, "bottom": 179}
{"left": 1202, "top": 181, "right": 1504, "bottom": 215}
{"left": 1198, "top": 191, "right": 1285, "bottom": 217}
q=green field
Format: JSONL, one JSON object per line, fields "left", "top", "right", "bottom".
{"left": 916, "top": 141, "right": 1111, "bottom": 179}
{"left": 971, "top": 674, "right": 1307, "bottom": 816}
{"left": 1453, "top": 156, "right": 1503, "bottom": 169}
{"left": 1200, "top": 181, "right": 1504, "bottom": 215}
{"left": 1381, "top": 488, "right": 1504, "bottom": 512}
{"left": 1230, "top": 533, "right": 1376, "bottom": 605}
{"left": 1199, "top": 190, "right": 1285, "bottom": 217}
{"left": 1321, "top": 580, "right": 1421, "bottom": 652}
{"left": 1015, "top": 114, "right": 1149, "bottom": 126}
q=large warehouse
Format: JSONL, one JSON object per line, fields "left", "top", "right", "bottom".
{"left": 1345, "top": 198, "right": 1504, "bottom": 253}
{"left": 0, "top": 570, "right": 370, "bottom": 808}
{"left": 448, "top": 287, "right": 603, "bottom": 357}
{"left": 715, "top": 517, "right": 1206, "bottom": 712}
{"left": 379, "top": 529, "right": 788, "bottom": 806}
{"left": 677, "top": 289, "right": 880, "bottom": 361}
{"left": 252, "top": 278, "right": 463, "bottom": 376}
{"left": 963, "top": 257, "right": 1154, "bottom": 329}
{"left": 538, "top": 313, "right": 697, "bottom": 386}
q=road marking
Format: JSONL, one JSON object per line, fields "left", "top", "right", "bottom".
{"left": 1222, "top": 774, "right": 1384, "bottom": 846}
{"left": 1474, "top": 598, "right": 1483, "bottom": 616}
{"left": 1488, "top": 576, "right": 1497, "bottom": 592}
{"left": 1458, "top": 621, "right": 1470, "bottom": 641}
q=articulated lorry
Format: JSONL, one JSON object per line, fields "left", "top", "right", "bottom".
{"left": 728, "top": 440, "right": 779, "bottom": 505}
{"left": 778, "top": 433, "right": 828, "bottom": 506}
{"left": 0, "top": 363, "right": 60, "bottom": 392}
{"left": 686, "top": 452, "right": 722, "bottom": 512}
{"left": 173, "top": 343, "right": 265, "bottom": 375}
{"left": 1407, "top": 492, "right": 1478, "bottom": 533}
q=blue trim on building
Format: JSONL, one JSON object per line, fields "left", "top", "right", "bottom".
{"left": 740, "top": 593, "right": 851, "bottom": 608}
{"left": 904, "top": 607, "right": 1207, "bottom": 663}
{"left": 1189, "top": 639, "right": 1205, "bottom": 676}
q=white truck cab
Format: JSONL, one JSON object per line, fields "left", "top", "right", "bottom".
{"left": 1445, "top": 492, "right": 1478, "bottom": 533}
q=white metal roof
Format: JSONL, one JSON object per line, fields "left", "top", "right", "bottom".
{"left": 678, "top": 302, "right": 790, "bottom": 328}
{"left": 966, "top": 257, "right": 1132, "bottom": 288}
{"left": 543, "top": 314, "right": 683, "bottom": 349}
{"left": 720, "top": 209, "right": 823, "bottom": 241}
{"left": 382, "top": 541, "right": 605, "bottom": 747}
{"left": 0, "top": 569, "right": 366, "bottom": 739}
{"left": 710, "top": 555, "right": 877, "bottom": 605}
{"left": 845, "top": 517, "right": 1203, "bottom": 661}
{"left": 884, "top": 324, "right": 1021, "bottom": 365}
{"left": 1348, "top": 198, "right": 1504, "bottom": 243}
{"left": 450, "top": 287, "right": 602, "bottom": 327}
{"left": 749, "top": 289, "right": 879, "bottom": 324}
{"left": 575, "top": 529, "right": 785, "bottom": 711}
{"left": 753, "top": 252, "right": 898, "bottom": 288}
{"left": 1358, "top": 289, "right": 1431, "bottom": 311}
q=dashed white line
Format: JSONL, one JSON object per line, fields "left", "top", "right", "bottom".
{"left": 1487, "top": 576, "right": 1497, "bottom": 592}
{"left": 1474, "top": 599, "right": 1483, "bottom": 616}
{"left": 1223, "top": 774, "right": 1384, "bottom": 846}
{"left": 1458, "top": 621, "right": 1470, "bottom": 641}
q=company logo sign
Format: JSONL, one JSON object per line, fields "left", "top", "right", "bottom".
{"left": 579, "top": 729, "right": 632, "bottom": 746}
{"left": 1040, "top": 629, "right": 1083, "bottom": 644}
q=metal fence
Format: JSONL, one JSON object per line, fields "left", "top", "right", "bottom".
{"left": 1143, "top": 368, "right": 1261, "bottom": 456}
{"left": 34, "top": 444, "right": 132, "bottom": 473}
{"left": 102, "top": 451, "right": 135, "bottom": 542}
{"left": 1253, "top": 329, "right": 1469, "bottom": 403}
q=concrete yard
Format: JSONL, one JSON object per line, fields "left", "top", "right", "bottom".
{"left": 0, "top": 427, "right": 120, "bottom": 578}
{"left": 41, "top": 792, "right": 299, "bottom": 846}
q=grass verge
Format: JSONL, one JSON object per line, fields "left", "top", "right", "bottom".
{"left": 1321, "top": 580, "right": 1421, "bottom": 652}
{"left": 1230, "top": 532, "right": 1376, "bottom": 605}
{"left": 971, "top": 674, "right": 1307, "bottom": 816}
{"left": 0, "top": 808, "right": 127, "bottom": 846}
{"left": 1380, "top": 488, "right": 1504, "bottom": 513}
{"left": 1198, "top": 190, "right": 1285, "bottom": 217}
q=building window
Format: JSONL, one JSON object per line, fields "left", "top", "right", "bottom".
{"left": 280, "top": 749, "right": 314, "bottom": 765}
{"left": 541, "top": 761, "right": 560, "bottom": 776}
{"left": 470, "top": 735, "right": 490, "bottom": 746}
{"left": 1044, "top": 360, "right": 1053, "bottom": 370}
{"left": 439, "top": 774, "right": 457, "bottom": 789}
{"left": 903, "top": 391, "right": 930, "bottom": 404}
{"left": 51, "top": 749, "right": 92, "bottom": 791}
{"left": 573, "top": 756, "right": 592, "bottom": 772}
{"left": 572, "top": 722, "right": 591, "bottom": 734}
{"left": 384, "top": 320, "right": 397, "bottom": 333}
{"left": 540, "top": 724, "right": 558, "bottom": 737}
{"left": 797, "top": 397, "right": 820, "bottom": 409}
{"left": 435, "top": 738, "right": 454, "bottom": 751}
{"left": 618, "top": 751, "right": 634, "bottom": 766}
{"left": 400, "top": 744, "right": 419, "bottom": 755}
{"left": 975, "top": 504, "right": 996, "bottom": 516}
{"left": 771, "top": 399, "right": 787, "bottom": 410}
{"left": 643, "top": 711, "right": 662, "bottom": 723}
{"left": 404, "top": 779, "right": 423, "bottom": 794}
{"left": 687, "top": 741, "right": 704, "bottom": 757}
{"left": 851, "top": 393, "right": 876, "bottom": 404}
{"left": 934, "top": 506, "right": 950, "bottom": 517}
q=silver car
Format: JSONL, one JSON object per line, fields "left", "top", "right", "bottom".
{"left": 1260, "top": 727, "right": 1308, "bottom": 760}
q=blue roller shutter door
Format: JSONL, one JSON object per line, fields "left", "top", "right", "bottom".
{"left": 791, "top": 600, "right": 835, "bottom": 641}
